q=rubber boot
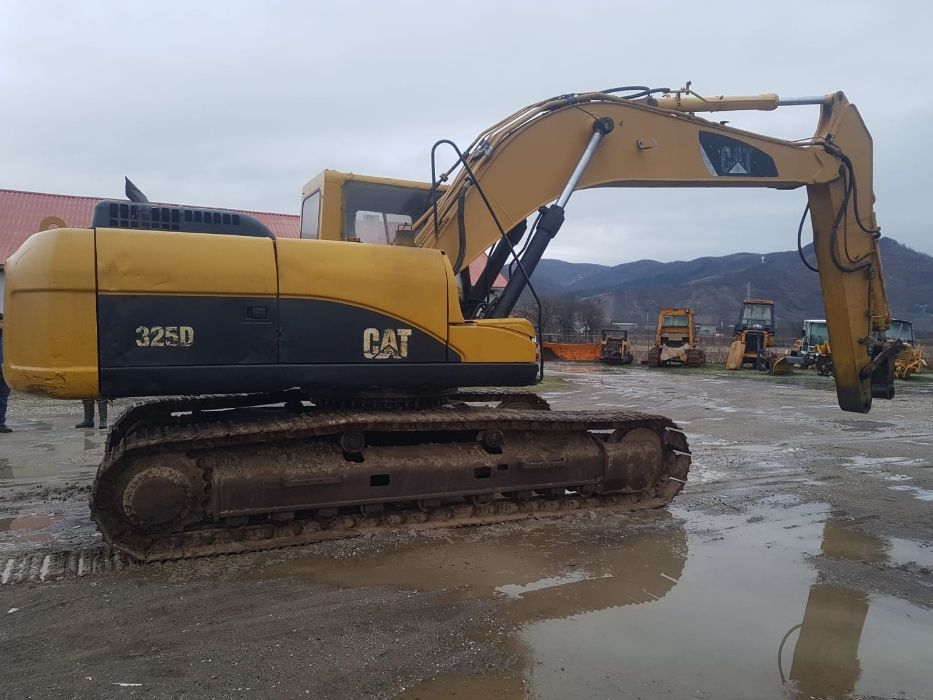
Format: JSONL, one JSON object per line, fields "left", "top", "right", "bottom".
{"left": 75, "top": 400, "right": 94, "bottom": 429}
{"left": 98, "top": 400, "right": 108, "bottom": 430}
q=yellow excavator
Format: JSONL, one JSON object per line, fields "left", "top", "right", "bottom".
{"left": 2, "top": 86, "right": 900, "bottom": 560}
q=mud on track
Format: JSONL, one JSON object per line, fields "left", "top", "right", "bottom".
{"left": 1, "top": 367, "right": 932, "bottom": 699}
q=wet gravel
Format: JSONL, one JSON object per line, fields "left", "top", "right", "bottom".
{"left": 1, "top": 368, "right": 932, "bottom": 699}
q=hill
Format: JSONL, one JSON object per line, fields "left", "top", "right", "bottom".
{"left": 528, "top": 238, "right": 933, "bottom": 335}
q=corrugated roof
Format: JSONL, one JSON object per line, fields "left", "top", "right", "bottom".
{"left": 0, "top": 189, "right": 98, "bottom": 265}
{"left": 0, "top": 189, "right": 300, "bottom": 265}
{"left": 0, "top": 188, "right": 504, "bottom": 288}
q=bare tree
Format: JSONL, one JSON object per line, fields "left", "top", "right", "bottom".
{"left": 578, "top": 299, "right": 605, "bottom": 336}
{"left": 552, "top": 297, "right": 580, "bottom": 337}
{"left": 514, "top": 294, "right": 557, "bottom": 336}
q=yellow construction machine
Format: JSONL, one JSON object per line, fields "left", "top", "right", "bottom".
{"left": 886, "top": 319, "right": 927, "bottom": 379}
{"left": 600, "top": 329, "right": 634, "bottom": 365}
{"left": 643, "top": 309, "right": 706, "bottom": 367}
{"left": 778, "top": 319, "right": 831, "bottom": 374}
{"left": 2, "top": 86, "right": 901, "bottom": 560}
{"left": 725, "top": 299, "right": 776, "bottom": 371}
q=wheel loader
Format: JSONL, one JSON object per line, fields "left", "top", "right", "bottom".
{"left": 778, "top": 319, "right": 830, "bottom": 374}
{"left": 886, "top": 319, "right": 927, "bottom": 379}
{"left": 794, "top": 319, "right": 830, "bottom": 369}
{"left": 2, "top": 86, "right": 902, "bottom": 560}
{"left": 643, "top": 309, "right": 706, "bottom": 367}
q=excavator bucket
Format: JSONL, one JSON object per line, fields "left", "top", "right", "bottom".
{"left": 770, "top": 356, "right": 795, "bottom": 375}
{"left": 725, "top": 340, "right": 746, "bottom": 370}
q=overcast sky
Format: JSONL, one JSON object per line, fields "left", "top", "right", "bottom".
{"left": 2, "top": 0, "right": 931, "bottom": 264}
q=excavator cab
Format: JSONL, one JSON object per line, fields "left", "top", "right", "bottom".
{"left": 299, "top": 170, "right": 436, "bottom": 245}
{"left": 298, "top": 170, "right": 505, "bottom": 315}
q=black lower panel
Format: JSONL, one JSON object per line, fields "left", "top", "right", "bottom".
{"left": 98, "top": 294, "right": 277, "bottom": 367}
{"left": 279, "top": 298, "right": 452, "bottom": 363}
{"left": 100, "top": 363, "right": 538, "bottom": 398}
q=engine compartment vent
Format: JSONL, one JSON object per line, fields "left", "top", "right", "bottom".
{"left": 92, "top": 200, "right": 274, "bottom": 238}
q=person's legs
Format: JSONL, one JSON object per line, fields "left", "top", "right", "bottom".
{"left": 97, "top": 400, "right": 108, "bottom": 429}
{"left": 0, "top": 377, "right": 10, "bottom": 432}
{"left": 76, "top": 399, "right": 94, "bottom": 428}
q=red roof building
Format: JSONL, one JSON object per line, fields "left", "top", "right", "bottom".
{"left": 0, "top": 189, "right": 299, "bottom": 266}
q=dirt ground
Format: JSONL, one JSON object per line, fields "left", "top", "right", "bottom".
{"left": 1, "top": 366, "right": 931, "bottom": 699}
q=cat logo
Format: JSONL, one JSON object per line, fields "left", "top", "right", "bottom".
{"left": 363, "top": 327, "right": 412, "bottom": 360}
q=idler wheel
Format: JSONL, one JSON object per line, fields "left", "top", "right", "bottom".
{"left": 605, "top": 427, "right": 664, "bottom": 492}
{"left": 119, "top": 455, "right": 205, "bottom": 532}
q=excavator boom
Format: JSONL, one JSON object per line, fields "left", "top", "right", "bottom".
{"left": 414, "top": 90, "right": 893, "bottom": 412}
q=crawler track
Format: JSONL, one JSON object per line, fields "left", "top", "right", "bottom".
{"left": 92, "top": 393, "right": 690, "bottom": 561}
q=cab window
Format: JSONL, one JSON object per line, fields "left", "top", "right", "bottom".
{"left": 342, "top": 181, "right": 433, "bottom": 244}
{"left": 353, "top": 211, "right": 414, "bottom": 245}
{"left": 886, "top": 320, "right": 914, "bottom": 343}
{"left": 741, "top": 304, "right": 773, "bottom": 324}
{"left": 300, "top": 191, "right": 321, "bottom": 239}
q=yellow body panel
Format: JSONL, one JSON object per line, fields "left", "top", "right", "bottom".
{"left": 277, "top": 238, "right": 535, "bottom": 363}
{"left": 2, "top": 228, "right": 99, "bottom": 397}
{"left": 96, "top": 228, "right": 278, "bottom": 296}
{"left": 448, "top": 319, "right": 536, "bottom": 364}
{"left": 276, "top": 238, "right": 452, "bottom": 343}
{"left": 725, "top": 340, "right": 746, "bottom": 370}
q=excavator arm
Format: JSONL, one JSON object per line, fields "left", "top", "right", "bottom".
{"left": 413, "top": 90, "right": 893, "bottom": 413}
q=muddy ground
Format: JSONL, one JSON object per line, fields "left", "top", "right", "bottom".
{"left": 1, "top": 366, "right": 931, "bottom": 699}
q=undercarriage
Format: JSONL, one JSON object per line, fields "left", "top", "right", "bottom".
{"left": 92, "top": 391, "right": 691, "bottom": 561}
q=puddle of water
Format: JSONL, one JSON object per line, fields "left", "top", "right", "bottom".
{"left": 0, "top": 415, "right": 106, "bottom": 482}
{"left": 888, "top": 537, "right": 933, "bottom": 569}
{"left": 848, "top": 456, "right": 924, "bottom": 469}
{"left": 888, "top": 484, "right": 933, "bottom": 502}
{"left": 496, "top": 570, "right": 607, "bottom": 599}
{"left": 843, "top": 456, "right": 933, "bottom": 503}
{"left": 784, "top": 587, "right": 933, "bottom": 698}
{"left": 255, "top": 511, "right": 689, "bottom": 624}
{"left": 819, "top": 521, "right": 889, "bottom": 564}
{"left": 818, "top": 519, "right": 933, "bottom": 569}
{"left": 520, "top": 504, "right": 933, "bottom": 700}
{"left": 833, "top": 419, "right": 897, "bottom": 432}
{"left": 397, "top": 672, "right": 523, "bottom": 699}
{"left": 0, "top": 514, "right": 53, "bottom": 532}
{"left": 249, "top": 498, "right": 933, "bottom": 699}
